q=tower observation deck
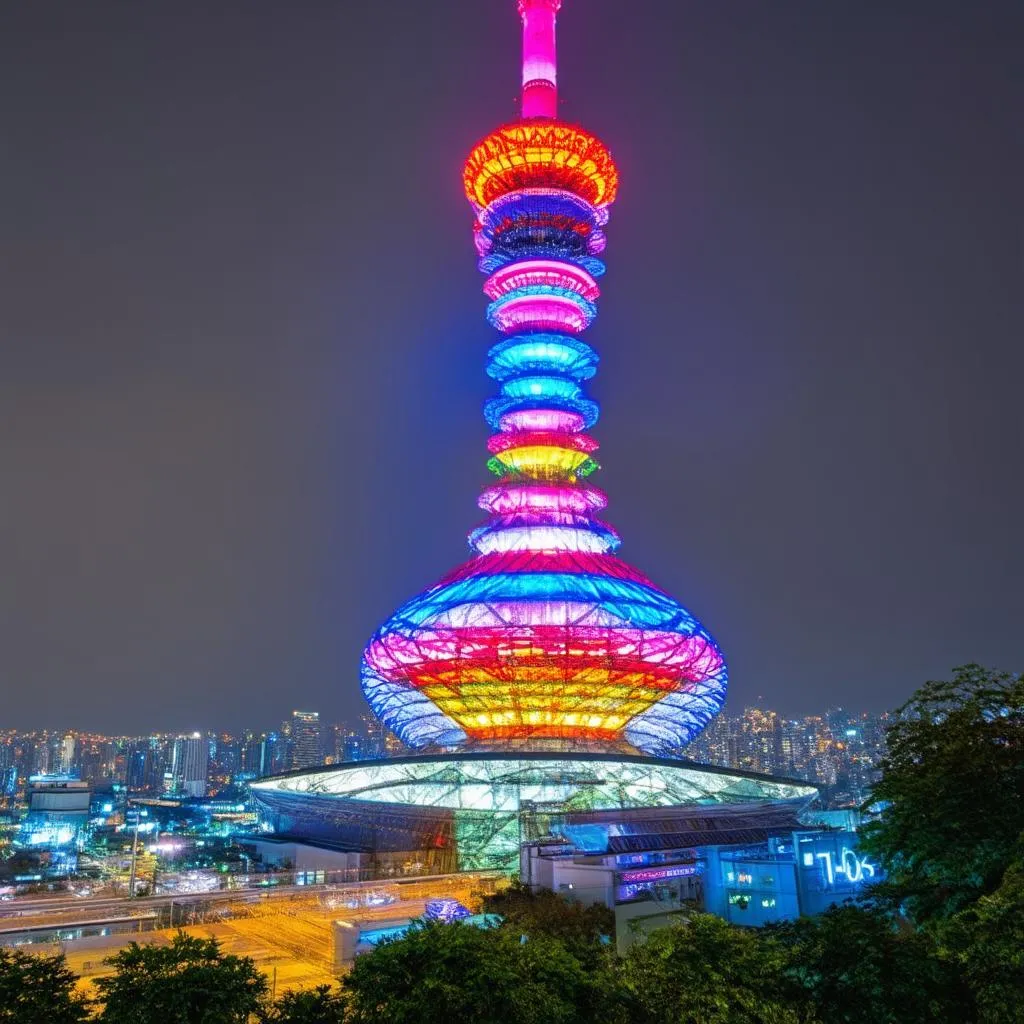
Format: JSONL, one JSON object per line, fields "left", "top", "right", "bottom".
{"left": 359, "top": 0, "right": 728, "bottom": 757}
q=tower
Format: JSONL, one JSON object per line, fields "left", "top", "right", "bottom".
{"left": 360, "top": 0, "right": 727, "bottom": 757}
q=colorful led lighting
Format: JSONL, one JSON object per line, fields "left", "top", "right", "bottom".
{"left": 487, "top": 334, "right": 598, "bottom": 382}
{"left": 487, "top": 445, "right": 597, "bottom": 479}
{"left": 487, "top": 430, "right": 597, "bottom": 455}
{"left": 484, "top": 393, "right": 600, "bottom": 431}
{"left": 486, "top": 288, "right": 597, "bottom": 334}
{"left": 360, "top": 0, "right": 727, "bottom": 758}
{"left": 500, "top": 375, "right": 583, "bottom": 403}
{"left": 470, "top": 524, "right": 618, "bottom": 555}
{"left": 484, "top": 260, "right": 600, "bottom": 302}
{"left": 463, "top": 122, "right": 620, "bottom": 208}
{"left": 478, "top": 483, "right": 607, "bottom": 516}
{"left": 498, "top": 409, "right": 586, "bottom": 433}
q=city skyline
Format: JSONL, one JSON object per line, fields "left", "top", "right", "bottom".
{"left": 0, "top": 700, "right": 890, "bottom": 811}
{"left": 3, "top": 0, "right": 1021, "bottom": 733}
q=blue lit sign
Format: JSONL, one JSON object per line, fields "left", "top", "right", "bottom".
{"left": 802, "top": 845, "right": 877, "bottom": 887}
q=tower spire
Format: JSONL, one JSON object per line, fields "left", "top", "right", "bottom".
{"left": 519, "top": 0, "right": 561, "bottom": 119}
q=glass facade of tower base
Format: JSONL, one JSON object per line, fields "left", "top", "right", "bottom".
{"left": 249, "top": 752, "right": 818, "bottom": 872}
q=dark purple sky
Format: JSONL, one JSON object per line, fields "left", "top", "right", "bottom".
{"left": 2, "top": 0, "right": 1021, "bottom": 734}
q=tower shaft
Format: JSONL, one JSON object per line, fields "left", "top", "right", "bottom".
{"left": 519, "top": 0, "right": 561, "bottom": 119}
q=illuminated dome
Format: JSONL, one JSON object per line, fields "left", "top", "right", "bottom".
{"left": 360, "top": 0, "right": 727, "bottom": 758}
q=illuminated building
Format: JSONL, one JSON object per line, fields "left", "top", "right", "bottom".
{"left": 251, "top": 0, "right": 825, "bottom": 878}
{"left": 289, "top": 711, "right": 322, "bottom": 771}
{"left": 172, "top": 733, "right": 209, "bottom": 799}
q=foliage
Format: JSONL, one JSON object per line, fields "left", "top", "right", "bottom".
{"left": 860, "top": 664, "right": 1024, "bottom": 924}
{"left": 259, "top": 984, "right": 348, "bottom": 1023}
{"left": 615, "top": 913, "right": 814, "bottom": 1024}
{"left": 769, "top": 903, "right": 970, "bottom": 1024}
{"left": 94, "top": 931, "right": 267, "bottom": 1024}
{"left": 937, "top": 850, "right": 1024, "bottom": 1024}
{"left": 342, "top": 918, "right": 607, "bottom": 1024}
{"left": 0, "top": 948, "right": 90, "bottom": 1024}
{"left": 482, "top": 880, "right": 614, "bottom": 965}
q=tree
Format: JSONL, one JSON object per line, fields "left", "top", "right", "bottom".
{"left": 938, "top": 849, "right": 1024, "bottom": 1024}
{"left": 342, "top": 918, "right": 608, "bottom": 1024}
{"left": 860, "top": 664, "right": 1024, "bottom": 924}
{"left": 482, "top": 881, "right": 614, "bottom": 966}
{"left": 0, "top": 948, "right": 90, "bottom": 1024}
{"left": 95, "top": 931, "right": 268, "bottom": 1024}
{"left": 616, "top": 913, "right": 814, "bottom": 1024}
{"left": 770, "top": 903, "right": 971, "bottom": 1024}
{"left": 260, "top": 984, "right": 348, "bottom": 1023}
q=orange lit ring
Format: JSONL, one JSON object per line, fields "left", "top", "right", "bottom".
{"left": 463, "top": 121, "right": 619, "bottom": 208}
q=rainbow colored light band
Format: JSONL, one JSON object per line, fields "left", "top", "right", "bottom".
{"left": 360, "top": 0, "right": 727, "bottom": 756}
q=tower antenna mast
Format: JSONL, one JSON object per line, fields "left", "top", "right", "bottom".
{"left": 519, "top": 0, "right": 561, "bottom": 119}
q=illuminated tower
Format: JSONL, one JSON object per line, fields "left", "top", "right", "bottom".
{"left": 361, "top": 0, "right": 727, "bottom": 756}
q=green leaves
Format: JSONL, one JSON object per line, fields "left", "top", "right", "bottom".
{"left": 860, "top": 664, "right": 1024, "bottom": 924}
{"left": 616, "top": 915, "right": 813, "bottom": 1024}
{"left": 342, "top": 919, "right": 607, "bottom": 1024}
{"left": 0, "top": 949, "right": 90, "bottom": 1024}
{"left": 770, "top": 904, "right": 971, "bottom": 1024}
{"left": 94, "top": 932, "right": 268, "bottom": 1024}
{"left": 258, "top": 984, "right": 348, "bottom": 1023}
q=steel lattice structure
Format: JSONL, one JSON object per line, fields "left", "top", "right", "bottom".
{"left": 360, "top": 0, "right": 728, "bottom": 757}
{"left": 250, "top": 753, "right": 816, "bottom": 870}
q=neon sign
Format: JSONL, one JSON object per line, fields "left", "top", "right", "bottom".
{"left": 620, "top": 863, "right": 700, "bottom": 884}
{"left": 805, "top": 846, "right": 877, "bottom": 887}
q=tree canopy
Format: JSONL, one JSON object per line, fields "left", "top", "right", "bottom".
{"left": 937, "top": 849, "right": 1024, "bottom": 1024}
{"left": 0, "top": 948, "right": 89, "bottom": 1024}
{"left": 769, "top": 904, "right": 970, "bottom": 1024}
{"left": 482, "top": 880, "right": 614, "bottom": 966}
{"left": 615, "top": 913, "right": 812, "bottom": 1024}
{"left": 95, "top": 932, "right": 267, "bottom": 1024}
{"left": 258, "top": 984, "right": 348, "bottom": 1023}
{"left": 343, "top": 918, "right": 608, "bottom": 1024}
{"left": 860, "top": 664, "right": 1024, "bottom": 924}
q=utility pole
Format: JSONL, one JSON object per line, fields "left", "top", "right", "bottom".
{"left": 127, "top": 801, "right": 141, "bottom": 898}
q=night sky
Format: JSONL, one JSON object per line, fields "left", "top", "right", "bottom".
{"left": 3, "top": 1, "right": 1021, "bottom": 734}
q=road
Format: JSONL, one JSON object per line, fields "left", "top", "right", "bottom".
{"left": 0, "top": 871, "right": 503, "bottom": 937}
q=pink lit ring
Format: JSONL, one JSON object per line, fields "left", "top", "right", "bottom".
{"left": 478, "top": 483, "right": 608, "bottom": 516}
{"left": 487, "top": 430, "right": 598, "bottom": 455}
{"left": 499, "top": 409, "right": 585, "bottom": 433}
{"left": 487, "top": 293, "right": 595, "bottom": 334}
{"left": 484, "top": 260, "right": 600, "bottom": 302}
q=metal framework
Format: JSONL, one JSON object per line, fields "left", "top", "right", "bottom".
{"left": 250, "top": 754, "right": 816, "bottom": 870}
{"left": 360, "top": 0, "right": 728, "bottom": 757}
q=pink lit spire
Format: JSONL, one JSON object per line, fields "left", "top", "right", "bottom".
{"left": 519, "top": 0, "right": 561, "bottom": 119}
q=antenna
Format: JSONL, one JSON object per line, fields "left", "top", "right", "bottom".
{"left": 518, "top": 0, "right": 561, "bottom": 119}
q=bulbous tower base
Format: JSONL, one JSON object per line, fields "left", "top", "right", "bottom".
{"left": 362, "top": 549, "right": 726, "bottom": 756}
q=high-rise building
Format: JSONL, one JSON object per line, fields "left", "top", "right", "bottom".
{"left": 172, "top": 733, "right": 209, "bottom": 798}
{"left": 289, "top": 711, "right": 321, "bottom": 770}
{"left": 59, "top": 732, "right": 76, "bottom": 775}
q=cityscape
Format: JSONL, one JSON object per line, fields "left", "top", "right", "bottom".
{"left": 0, "top": 702, "right": 887, "bottom": 812}
{"left": 2, "top": 0, "right": 1018, "bottom": 1020}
